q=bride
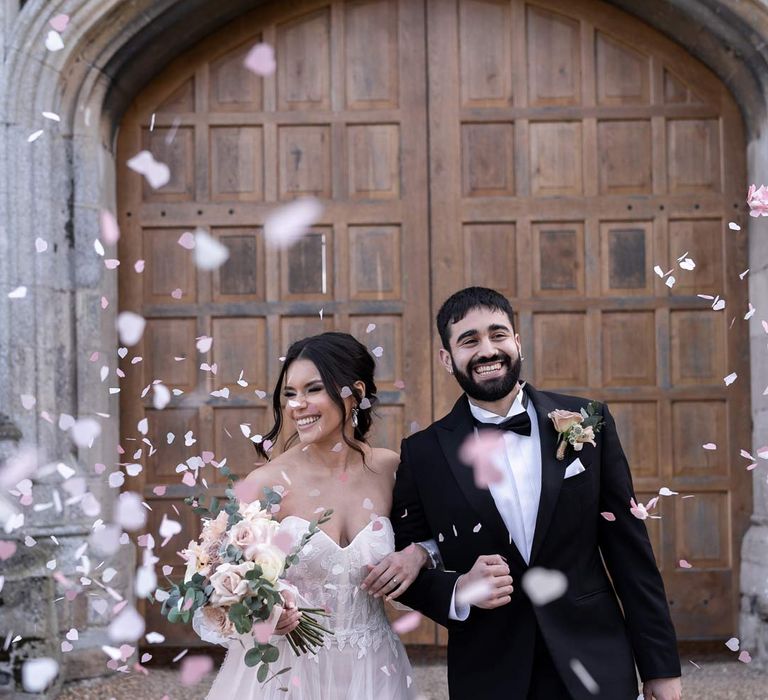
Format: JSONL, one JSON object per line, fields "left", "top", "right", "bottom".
{"left": 197, "top": 332, "right": 430, "bottom": 699}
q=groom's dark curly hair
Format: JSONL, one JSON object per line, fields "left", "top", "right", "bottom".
{"left": 436, "top": 287, "right": 517, "bottom": 350}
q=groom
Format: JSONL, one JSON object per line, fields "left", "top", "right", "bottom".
{"left": 387, "top": 287, "right": 681, "bottom": 699}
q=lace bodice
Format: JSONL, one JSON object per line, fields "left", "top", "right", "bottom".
{"left": 278, "top": 515, "right": 399, "bottom": 658}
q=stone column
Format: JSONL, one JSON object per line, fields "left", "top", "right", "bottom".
{"left": 740, "top": 134, "right": 768, "bottom": 668}
{"left": 0, "top": 414, "right": 62, "bottom": 698}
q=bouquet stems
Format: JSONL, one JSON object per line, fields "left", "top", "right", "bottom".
{"left": 286, "top": 607, "right": 333, "bottom": 656}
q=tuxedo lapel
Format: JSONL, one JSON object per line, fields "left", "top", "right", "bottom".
{"left": 526, "top": 384, "right": 568, "bottom": 564}
{"left": 436, "top": 395, "right": 528, "bottom": 570}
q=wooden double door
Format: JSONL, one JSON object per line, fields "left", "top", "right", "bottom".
{"left": 118, "top": 0, "right": 750, "bottom": 646}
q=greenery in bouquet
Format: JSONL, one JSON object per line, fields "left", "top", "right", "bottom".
{"left": 154, "top": 465, "right": 333, "bottom": 684}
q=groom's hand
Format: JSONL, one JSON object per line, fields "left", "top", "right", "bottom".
{"left": 642, "top": 677, "right": 682, "bottom": 700}
{"left": 456, "top": 554, "right": 513, "bottom": 609}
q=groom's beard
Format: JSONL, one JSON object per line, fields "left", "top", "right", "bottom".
{"left": 452, "top": 353, "right": 522, "bottom": 402}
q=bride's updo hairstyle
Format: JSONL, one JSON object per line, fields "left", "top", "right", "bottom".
{"left": 255, "top": 332, "right": 378, "bottom": 463}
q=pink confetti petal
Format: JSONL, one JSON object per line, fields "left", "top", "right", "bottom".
{"left": 459, "top": 432, "right": 505, "bottom": 488}
{"left": 101, "top": 296, "right": 109, "bottom": 309}
{"left": 600, "top": 512, "right": 616, "bottom": 522}
{"left": 243, "top": 42, "right": 276, "bottom": 76}
{"left": 371, "top": 519, "right": 384, "bottom": 532}
{"left": 49, "top": 14, "right": 69, "bottom": 32}
{"left": 178, "top": 231, "right": 196, "bottom": 250}
{"left": 679, "top": 559, "right": 693, "bottom": 569}
{"left": 104, "top": 259, "right": 120, "bottom": 270}
{"left": 134, "top": 260, "right": 145, "bottom": 273}
{"left": 739, "top": 650, "right": 752, "bottom": 663}
{"left": 392, "top": 611, "right": 422, "bottom": 635}
{"left": 61, "top": 641, "right": 73, "bottom": 652}
{"left": 180, "top": 655, "right": 213, "bottom": 686}
{"left": 171, "top": 288, "right": 183, "bottom": 299}
{"left": 0, "top": 541, "right": 18, "bottom": 561}
{"left": 100, "top": 210, "right": 120, "bottom": 245}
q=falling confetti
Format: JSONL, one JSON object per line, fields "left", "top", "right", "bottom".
{"left": 127, "top": 150, "right": 171, "bottom": 189}
{"left": 8, "top": 286, "right": 27, "bottom": 299}
{"left": 45, "top": 31, "right": 64, "bottom": 51}
{"left": 243, "top": 42, "right": 276, "bottom": 76}
{"left": 263, "top": 197, "right": 323, "bottom": 249}
{"left": 117, "top": 311, "right": 146, "bottom": 346}
{"left": 194, "top": 229, "right": 229, "bottom": 270}
{"left": 521, "top": 567, "right": 568, "bottom": 606}
{"left": 723, "top": 372, "right": 738, "bottom": 386}
{"left": 747, "top": 184, "right": 768, "bottom": 216}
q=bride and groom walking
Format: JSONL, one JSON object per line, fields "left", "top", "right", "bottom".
{"left": 199, "top": 286, "right": 682, "bottom": 700}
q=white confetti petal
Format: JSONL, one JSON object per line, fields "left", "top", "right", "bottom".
{"left": 724, "top": 372, "right": 738, "bottom": 386}
{"left": 522, "top": 567, "right": 568, "bottom": 606}
{"left": 45, "top": 30, "right": 64, "bottom": 52}
{"left": 153, "top": 383, "right": 171, "bottom": 410}
{"left": 115, "top": 492, "right": 147, "bottom": 531}
{"left": 108, "top": 605, "right": 145, "bottom": 643}
{"left": 728, "top": 222, "right": 741, "bottom": 231}
{"left": 117, "top": 311, "right": 146, "bottom": 346}
{"left": 42, "top": 111, "right": 61, "bottom": 122}
{"left": 35, "top": 237, "right": 48, "bottom": 252}
{"left": 71, "top": 418, "right": 101, "bottom": 448}
{"left": 22, "top": 658, "right": 59, "bottom": 692}
{"left": 193, "top": 230, "right": 229, "bottom": 270}
{"left": 264, "top": 197, "right": 323, "bottom": 249}
{"left": 8, "top": 286, "right": 27, "bottom": 299}
{"left": 27, "top": 130, "right": 44, "bottom": 143}
{"left": 126, "top": 150, "right": 170, "bottom": 189}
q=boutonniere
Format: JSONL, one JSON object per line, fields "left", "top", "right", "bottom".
{"left": 548, "top": 402, "right": 605, "bottom": 461}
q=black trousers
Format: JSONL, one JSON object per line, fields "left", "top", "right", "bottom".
{"left": 526, "top": 627, "right": 572, "bottom": 700}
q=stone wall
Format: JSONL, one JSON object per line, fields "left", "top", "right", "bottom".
{"left": 0, "top": 0, "right": 767, "bottom": 691}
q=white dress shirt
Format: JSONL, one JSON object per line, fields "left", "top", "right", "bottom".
{"left": 448, "top": 386, "right": 542, "bottom": 620}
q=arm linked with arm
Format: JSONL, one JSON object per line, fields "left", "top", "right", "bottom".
{"left": 390, "top": 438, "right": 461, "bottom": 627}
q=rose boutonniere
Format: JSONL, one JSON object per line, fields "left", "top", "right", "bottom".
{"left": 548, "top": 402, "right": 605, "bottom": 461}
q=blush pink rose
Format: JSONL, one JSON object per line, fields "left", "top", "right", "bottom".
{"left": 209, "top": 562, "right": 255, "bottom": 606}
{"left": 201, "top": 605, "right": 236, "bottom": 637}
{"left": 548, "top": 409, "right": 583, "bottom": 433}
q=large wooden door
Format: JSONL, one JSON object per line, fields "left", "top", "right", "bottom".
{"left": 427, "top": 0, "right": 750, "bottom": 641}
{"left": 119, "top": 0, "right": 751, "bottom": 648}
{"left": 117, "top": 0, "right": 433, "bottom": 646}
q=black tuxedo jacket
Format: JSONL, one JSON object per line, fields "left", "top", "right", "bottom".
{"left": 392, "top": 384, "right": 680, "bottom": 699}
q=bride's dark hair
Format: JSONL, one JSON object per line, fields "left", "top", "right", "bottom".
{"left": 255, "top": 332, "right": 378, "bottom": 464}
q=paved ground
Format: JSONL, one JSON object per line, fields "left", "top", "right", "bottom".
{"left": 58, "top": 655, "right": 767, "bottom": 699}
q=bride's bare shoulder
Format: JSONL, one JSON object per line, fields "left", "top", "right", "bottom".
{"left": 243, "top": 451, "right": 296, "bottom": 488}
{"left": 370, "top": 447, "right": 400, "bottom": 476}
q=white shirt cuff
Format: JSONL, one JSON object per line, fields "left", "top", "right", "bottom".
{"left": 448, "top": 579, "right": 470, "bottom": 621}
{"left": 415, "top": 539, "right": 443, "bottom": 570}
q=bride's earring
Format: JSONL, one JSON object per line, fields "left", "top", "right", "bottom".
{"left": 351, "top": 406, "right": 359, "bottom": 428}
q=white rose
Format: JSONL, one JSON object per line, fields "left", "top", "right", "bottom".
{"left": 181, "top": 541, "right": 210, "bottom": 583}
{"left": 244, "top": 543, "right": 286, "bottom": 584}
{"left": 239, "top": 500, "right": 271, "bottom": 521}
{"left": 209, "top": 561, "right": 255, "bottom": 605}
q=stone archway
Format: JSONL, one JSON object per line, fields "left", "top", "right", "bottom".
{"left": 1, "top": 0, "right": 767, "bottom": 680}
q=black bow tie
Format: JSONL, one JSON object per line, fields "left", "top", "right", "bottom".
{"left": 472, "top": 390, "right": 532, "bottom": 436}
{"left": 473, "top": 411, "right": 531, "bottom": 437}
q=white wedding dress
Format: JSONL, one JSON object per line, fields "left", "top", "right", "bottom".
{"left": 195, "top": 515, "right": 417, "bottom": 699}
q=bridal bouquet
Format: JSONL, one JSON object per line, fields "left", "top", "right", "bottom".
{"left": 157, "top": 470, "right": 333, "bottom": 683}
